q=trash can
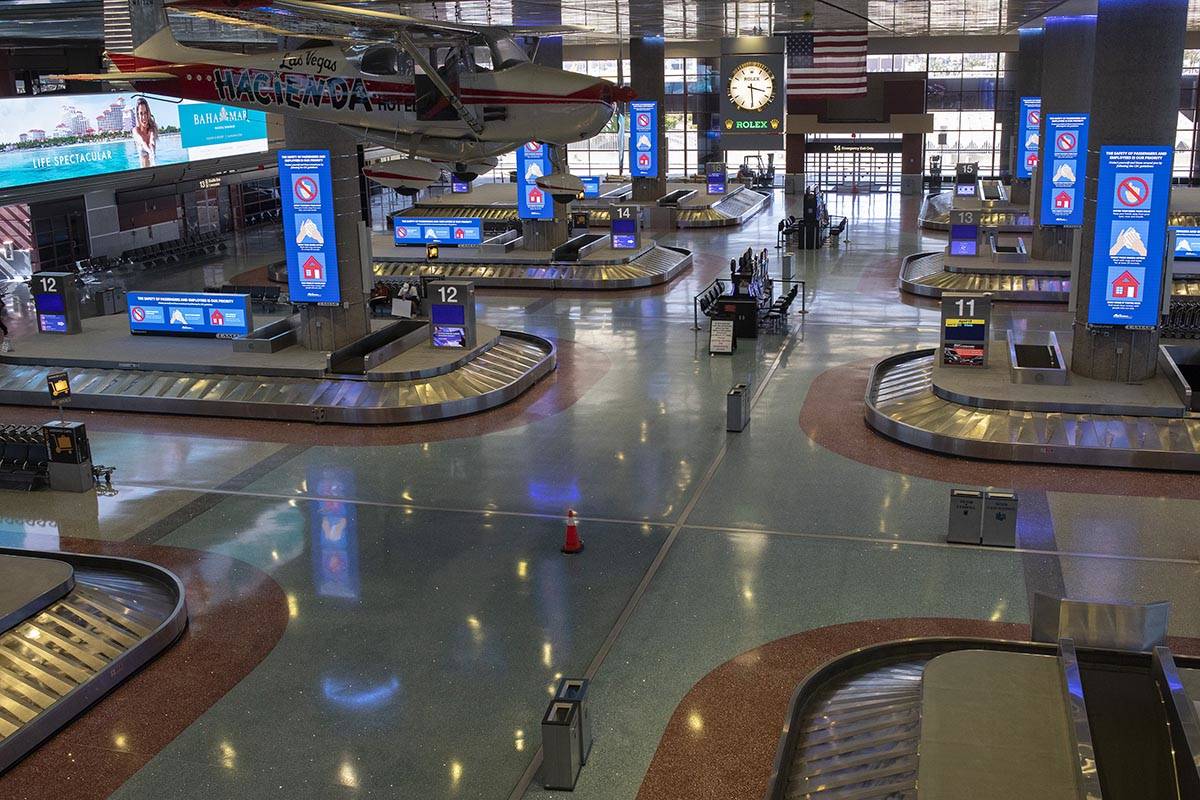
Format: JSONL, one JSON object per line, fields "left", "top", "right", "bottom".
{"left": 947, "top": 489, "right": 984, "bottom": 544}
{"left": 781, "top": 253, "right": 793, "bottom": 283}
{"left": 982, "top": 491, "right": 1019, "bottom": 547}
{"left": 97, "top": 288, "right": 117, "bottom": 316}
{"left": 555, "top": 678, "right": 592, "bottom": 764}
{"left": 541, "top": 700, "right": 582, "bottom": 791}
{"left": 727, "top": 383, "right": 750, "bottom": 432}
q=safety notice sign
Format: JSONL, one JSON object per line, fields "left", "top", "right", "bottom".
{"left": 1039, "top": 113, "right": 1089, "bottom": 227}
{"left": 1017, "top": 97, "right": 1042, "bottom": 180}
{"left": 1087, "top": 145, "right": 1173, "bottom": 327}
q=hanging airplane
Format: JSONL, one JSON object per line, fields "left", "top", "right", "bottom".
{"left": 58, "top": 0, "right": 632, "bottom": 192}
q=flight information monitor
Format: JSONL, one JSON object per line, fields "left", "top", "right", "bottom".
{"left": 450, "top": 179, "right": 471, "bottom": 193}
{"left": 611, "top": 205, "right": 640, "bottom": 250}
{"left": 581, "top": 176, "right": 601, "bottom": 198}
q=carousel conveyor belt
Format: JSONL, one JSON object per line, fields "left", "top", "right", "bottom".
{"left": 0, "top": 332, "right": 556, "bottom": 424}
{"left": 767, "top": 638, "right": 1200, "bottom": 800}
{"left": 864, "top": 350, "right": 1200, "bottom": 470}
{"left": 0, "top": 548, "right": 187, "bottom": 774}
{"left": 900, "top": 250, "right": 1200, "bottom": 301}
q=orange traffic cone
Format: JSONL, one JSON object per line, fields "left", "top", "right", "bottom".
{"left": 561, "top": 509, "right": 583, "bottom": 554}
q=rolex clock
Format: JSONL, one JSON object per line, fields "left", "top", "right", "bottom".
{"left": 728, "top": 61, "right": 776, "bottom": 112}
{"left": 719, "top": 37, "right": 786, "bottom": 148}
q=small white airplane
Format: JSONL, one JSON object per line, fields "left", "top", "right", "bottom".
{"left": 60, "top": 0, "right": 632, "bottom": 193}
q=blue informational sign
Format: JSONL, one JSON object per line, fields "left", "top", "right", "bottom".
{"left": 581, "top": 176, "right": 601, "bottom": 198}
{"left": 1017, "top": 96, "right": 1042, "bottom": 180}
{"left": 279, "top": 150, "right": 341, "bottom": 304}
{"left": 450, "top": 179, "right": 471, "bottom": 193}
{"left": 612, "top": 218, "right": 638, "bottom": 249}
{"left": 1040, "top": 113, "right": 1089, "bottom": 227}
{"left": 706, "top": 163, "right": 726, "bottom": 195}
{"left": 127, "top": 291, "right": 252, "bottom": 337}
{"left": 1087, "top": 146, "right": 1173, "bottom": 327}
{"left": 1172, "top": 226, "right": 1200, "bottom": 261}
{"left": 393, "top": 217, "right": 482, "bottom": 246}
{"left": 630, "top": 100, "right": 659, "bottom": 178}
{"left": 516, "top": 141, "right": 554, "bottom": 220}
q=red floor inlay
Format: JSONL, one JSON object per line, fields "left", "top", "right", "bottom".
{"left": 800, "top": 358, "right": 1200, "bottom": 499}
{"left": 636, "top": 617, "right": 1200, "bottom": 800}
{"left": 0, "top": 538, "right": 288, "bottom": 800}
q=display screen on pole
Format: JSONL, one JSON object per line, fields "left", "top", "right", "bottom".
{"left": 516, "top": 141, "right": 554, "bottom": 219}
{"left": 581, "top": 176, "right": 601, "bottom": 198}
{"left": 1086, "top": 145, "right": 1173, "bottom": 327}
{"left": 279, "top": 149, "right": 342, "bottom": 304}
{"left": 1040, "top": 113, "right": 1089, "bottom": 227}
{"left": 450, "top": 179, "right": 471, "bottom": 193}
{"left": 1017, "top": 96, "right": 1042, "bottom": 179}
{"left": 127, "top": 291, "right": 252, "bottom": 337}
{"left": 1172, "top": 227, "right": 1200, "bottom": 261}
{"left": 393, "top": 217, "right": 482, "bottom": 246}
{"left": 630, "top": 100, "right": 659, "bottom": 178}
{"left": 611, "top": 218, "right": 638, "bottom": 249}
{"left": 0, "top": 92, "right": 268, "bottom": 190}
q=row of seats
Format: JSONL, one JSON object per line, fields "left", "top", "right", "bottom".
{"left": 1164, "top": 300, "right": 1200, "bottom": 339}
{"left": 0, "top": 425, "right": 49, "bottom": 492}
{"left": 208, "top": 284, "right": 283, "bottom": 312}
{"left": 696, "top": 280, "right": 727, "bottom": 319}
{"left": 762, "top": 285, "right": 800, "bottom": 332}
{"left": 123, "top": 232, "right": 226, "bottom": 270}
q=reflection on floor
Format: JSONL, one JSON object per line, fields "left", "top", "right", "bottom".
{"left": 2, "top": 190, "right": 1198, "bottom": 800}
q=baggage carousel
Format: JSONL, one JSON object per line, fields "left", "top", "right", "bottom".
{"left": 371, "top": 244, "right": 692, "bottom": 290}
{"left": 864, "top": 349, "right": 1200, "bottom": 471}
{"left": 0, "top": 549, "right": 186, "bottom": 774}
{"left": 766, "top": 598, "right": 1200, "bottom": 800}
{"left": 0, "top": 320, "right": 557, "bottom": 424}
{"left": 899, "top": 250, "right": 1200, "bottom": 302}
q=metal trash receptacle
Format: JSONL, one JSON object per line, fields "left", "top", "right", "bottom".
{"left": 947, "top": 489, "right": 984, "bottom": 544}
{"left": 982, "top": 491, "right": 1018, "bottom": 547}
{"left": 541, "top": 700, "right": 582, "bottom": 791}
{"left": 727, "top": 383, "right": 750, "bottom": 432}
{"left": 555, "top": 677, "right": 592, "bottom": 764}
{"left": 781, "top": 253, "right": 794, "bottom": 282}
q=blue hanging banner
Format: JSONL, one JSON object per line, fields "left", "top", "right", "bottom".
{"left": 1087, "top": 145, "right": 1173, "bottom": 327}
{"left": 1039, "top": 113, "right": 1089, "bottom": 227}
{"left": 630, "top": 100, "right": 659, "bottom": 178}
{"left": 1017, "top": 96, "right": 1042, "bottom": 180}
{"left": 278, "top": 149, "right": 341, "bottom": 304}
{"left": 516, "top": 141, "right": 554, "bottom": 220}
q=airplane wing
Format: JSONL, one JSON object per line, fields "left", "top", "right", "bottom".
{"left": 50, "top": 71, "right": 176, "bottom": 82}
{"left": 166, "top": 0, "right": 589, "bottom": 42}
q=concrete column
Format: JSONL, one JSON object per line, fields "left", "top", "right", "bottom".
{"left": 102, "top": 0, "right": 163, "bottom": 52}
{"left": 629, "top": 36, "right": 667, "bottom": 202}
{"left": 1031, "top": 16, "right": 1096, "bottom": 262}
{"left": 785, "top": 133, "right": 805, "bottom": 194}
{"left": 1070, "top": 0, "right": 1187, "bottom": 381}
{"left": 284, "top": 117, "right": 371, "bottom": 351}
{"left": 900, "top": 133, "right": 923, "bottom": 196}
{"left": 1008, "top": 27, "right": 1043, "bottom": 205}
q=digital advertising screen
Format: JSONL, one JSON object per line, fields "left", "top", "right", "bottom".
{"left": 450, "top": 179, "right": 471, "bottom": 193}
{"left": 1172, "top": 227, "right": 1200, "bottom": 261}
{"left": 1040, "top": 114, "right": 1089, "bottom": 227}
{"left": 581, "top": 176, "right": 601, "bottom": 198}
{"left": 393, "top": 217, "right": 482, "bottom": 246}
{"left": 1087, "top": 146, "right": 1173, "bottom": 327}
{"left": 630, "top": 100, "right": 659, "bottom": 178}
{"left": 127, "top": 291, "right": 252, "bottom": 337}
{"left": 0, "top": 93, "right": 268, "bottom": 190}
{"left": 279, "top": 149, "right": 342, "bottom": 304}
{"left": 1017, "top": 96, "right": 1042, "bottom": 179}
{"left": 516, "top": 141, "right": 555, "bottom": 220}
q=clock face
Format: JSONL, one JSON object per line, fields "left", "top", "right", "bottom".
{"left": 728, "top": 61, "right": 775, "bottom": 112}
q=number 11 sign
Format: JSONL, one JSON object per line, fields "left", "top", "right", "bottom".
{"left": 940, "top": 293, "right": 992, "bottom": 368}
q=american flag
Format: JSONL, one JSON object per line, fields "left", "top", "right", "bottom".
{"left": 785, "top": 30, "right": 869, "bottom": 98}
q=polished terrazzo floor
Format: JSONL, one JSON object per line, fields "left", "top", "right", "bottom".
{"left": 2, "top": 191, "right": 1198, "bottom": 799}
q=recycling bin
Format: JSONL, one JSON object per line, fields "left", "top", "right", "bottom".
{"left": 555, "top": 677, "right": 593, "bottom": 764}
{"left": 947, "top": 489, "right": 984, "bottom": 544}
{"left": 541, "top": 700, "right": 582, "bottom": 790}
{"left": 982, "top": 491, "right": 1019, "bottom": 547}
{"left": 727, "top": 383, "right": 750, "bottom": 432}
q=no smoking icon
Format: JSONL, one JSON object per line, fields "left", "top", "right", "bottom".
{"left": 293, "top": 176, "right": 319, "bottom": 203}
{"left": 1056, "top": 132, "right": 1076, "bottom": 153}
{"left": 1116, "top": 175, "right": 1150, "bottom": 207}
